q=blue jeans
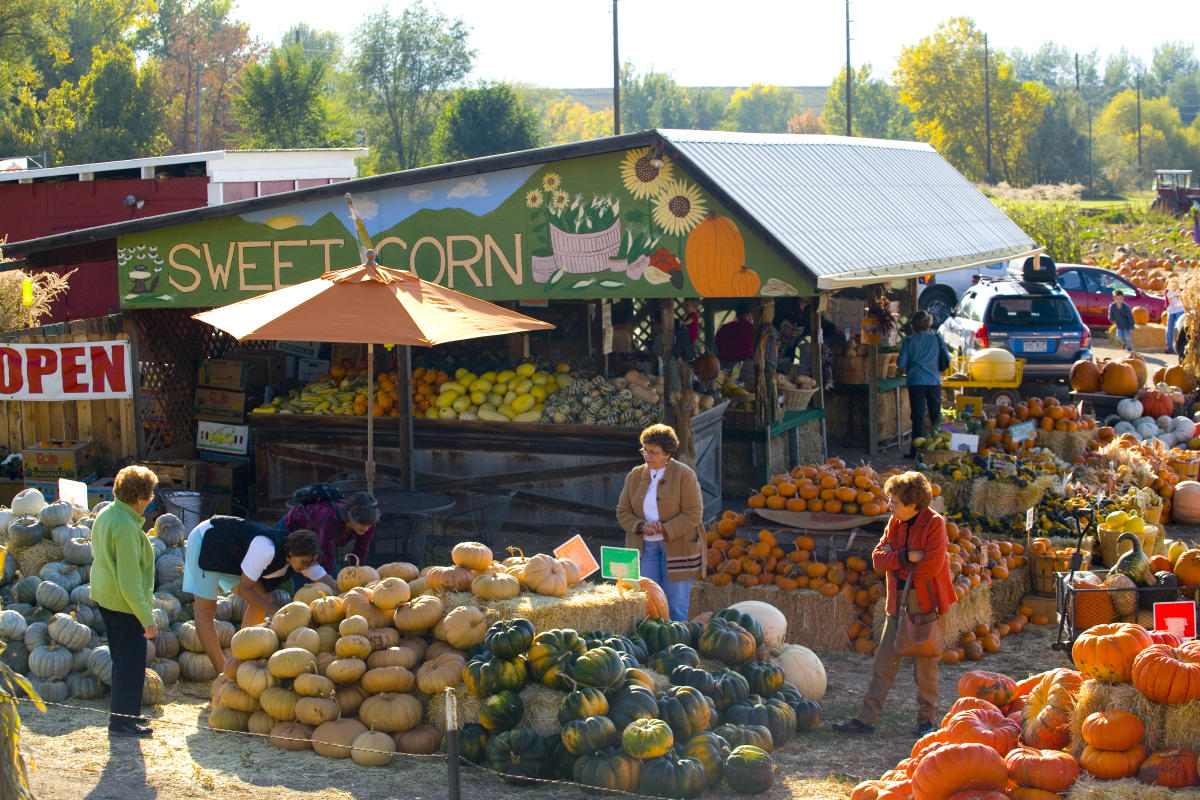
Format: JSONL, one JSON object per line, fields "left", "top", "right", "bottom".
{"left": 1117, "top": 327, "right": 1133, "bottom": 350}
{"left": 1167, "top": 311, "right": 1183, "bottom": 352}
{"left": 641, "top": 538, "right": 693, "bottom": 622}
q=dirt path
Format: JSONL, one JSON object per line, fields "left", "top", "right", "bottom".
{"left": 18, "top": 622, "right": 1069, "bottom": 800}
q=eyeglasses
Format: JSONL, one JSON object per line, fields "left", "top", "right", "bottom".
{"left": 639, "top": 448, "right": 665, "bottom": 457}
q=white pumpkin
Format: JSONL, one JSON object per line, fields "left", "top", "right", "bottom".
{"left": 727, "top": 600, "right": 787, "bottom": 649}
{"left": 1116, "top": 398, "right": 1143, "bottom": 421}
{"left": 1113, "top": 421, "right": 1136, "bottom": 435}
{"left": 771, "top": 644, "right": 826, "bottom": 701}
{"left": 1156, "top": 415, "right": 1174, "bottom": 431}
{"left": 11, "top": 488, "right": 45, "bottom": 518}
{"left": 0, "top": 508, "right": 14, "bottom": 534}
{"left": 1173, "top": 417, "right": 1197, "bottom": 439}
{"left": 1136, "top": 421, "right": 1160, "bottom": 439}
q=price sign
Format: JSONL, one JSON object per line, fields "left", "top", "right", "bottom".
{"left": 1009, "top": 420, "right": 1037, "bottom": 442}
{"left": 988, "top": 452, "right": 1018, "bottom": 476}
{"left": 58, "top": 478, "right": 89, "bottom": 510}
{"left": 950, "top": 433, "right": 979, "bottom": 452}
{"left": 554, "top": 534, "right": 599, "bottom": 580}
{"left": 1025, "top": 506, "right": 1036, "bottom": 534}
{"left": 600, "top": 546, "right": 640, "bottom": 580}
{"left": 1154, "top": 600, "right": 1197, "bottom": 639}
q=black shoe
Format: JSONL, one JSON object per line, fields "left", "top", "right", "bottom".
{"left": 913, "top": 719, "right": 936, "bottom": 736}
{"left": 832, "top": 718, "right": 874, "bottom": 735}
{"left": 109, "top": 723, "right": 152, "bottom": 738}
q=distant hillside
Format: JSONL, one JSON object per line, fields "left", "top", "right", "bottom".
{"left": 556, "top": 86, "right": 829, "bottom": 115}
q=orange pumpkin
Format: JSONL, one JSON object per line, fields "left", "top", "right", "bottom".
{"left": 1071, "top": 622, "right": 1151, "bottom": 683}
{"left": 1137, "top": 748, "right": 1199, "bottom": 788}
{"left": 1079, "top": 743, "right": 1147, "bottom": 780}
{"left": 1081, "top": 709, "right": 1144, "bottom": 751}
{"left": 1131, "top": 644, "right": 1200, "bottom": 704}
{"left": 1100, "top": 361, "right": 1139, "bottom": 396}
{"left": 910, "top": 742, "right": 1009, "bottom": 800}
{"left": 1069, "top": 360, "right": 1101, "bottom": 393}
{"left": 1004, "top": 746, "right": 1081, "bottom": 793}
{"left": 685, "top": 213, "right": 744, "bottom": 296}
{"left": 943, "top": 706, "right": 1021, "bottom": 757}
{"left": 1021, "top": 668, "right": 1082, "bottom": 750}
{"left": 957, "top": 671, "right": 1018, "bottom": 708}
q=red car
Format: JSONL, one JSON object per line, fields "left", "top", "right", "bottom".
{"left": 1056, "top": 264, "right": 1167, "bottom": 327}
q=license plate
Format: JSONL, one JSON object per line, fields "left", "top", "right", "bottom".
{"left": 1022, "top": 339, "right": 1048, "bottom": 353}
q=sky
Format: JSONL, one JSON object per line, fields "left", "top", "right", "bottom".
{"left": 231, "top": 0, "right": 1200, "bottom": 89}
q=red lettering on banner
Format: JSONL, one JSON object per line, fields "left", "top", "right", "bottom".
{"left": 91, "top": 345, "right": 126, "bottom": 393}
{"left": 25, "top": 348, "right": 57, "bottom": 394}
{"left": 60, "top": 347, "right": 87, "bottom": 393}
{"left": 0, "top": 348, "right": 20, "bottom": 393}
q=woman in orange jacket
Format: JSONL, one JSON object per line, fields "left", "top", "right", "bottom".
{"left": 833, "top": 470, "right": 956, "bottom": 736}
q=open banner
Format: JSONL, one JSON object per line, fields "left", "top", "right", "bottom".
{"left": 0, "top": 340, "right": 133, "bottom": 400}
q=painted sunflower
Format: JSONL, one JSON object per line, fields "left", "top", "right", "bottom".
{"left": 525, "top": 189, "right": 544, "bottom": 208}
{"left": 619, "top": 147, "right": 673, "bottom": 199}
{"left": 542, "top": 172, "right": 562, "bottom": 192}
{"left": 549, "top": 189, "right": 570, "bottom": 213}
{"left": 652, "top": 179, "right": 706, "bottom": 236}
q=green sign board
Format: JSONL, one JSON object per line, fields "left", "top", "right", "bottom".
{"left": 600, "top": 546, "right": 641, "bottom": 581}
{"left": 117, "top": 147, "right": 811, "bottom": 308}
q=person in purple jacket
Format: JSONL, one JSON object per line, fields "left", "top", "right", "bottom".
{"left": 280, "top": 491, "right": 381, "bottom": 575}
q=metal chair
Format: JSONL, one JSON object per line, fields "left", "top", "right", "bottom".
{"left": 368, "top": 512, "right": 432, "bottom": 567}
{"left": 155, "top": 489, "right": 218, "bottom": 535}
{"left": 428, "top": 490, "right": 517, "bottom": 561}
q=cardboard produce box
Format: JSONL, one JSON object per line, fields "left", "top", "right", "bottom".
{"left": 200, "top": 460, "right": 250, "bottom": 514}
{"left": 198, "top": 355, "right": 281, "bottom": 392}
{"left": 224, "top": 349, "right": 287, "bottom": 387}
{"left": 196, "top": 421, "right": 250, "bottom": 456}
{"left": 194, "top": 386, "right": 254, "bottom": 423}
{"left": 22, "top": 441, "right": 96, "bottom": 480}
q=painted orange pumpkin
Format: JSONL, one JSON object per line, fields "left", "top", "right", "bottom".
{"left": 685, "top": 214, "right": 744, "bottom": 297}
{"left": 728, "top": 266, "right": 761, "bottom": 297}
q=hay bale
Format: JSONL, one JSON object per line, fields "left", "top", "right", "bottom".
{"left": 1066, "top": 775, "right": 1200, "bottom": 800}
{"left": 644, "top": 667, "right": 670, "bottom": 693}
{"left": 435, "top": 582, "right": 646, "bottom": 638}
{"left": 1035, "top": 429, "right": 1096, "bottom": 462}
{"left": 1070, "top": 680, "right": 1168, "bottom": 756}
{"left": 14, "top": 538, "right": 61, "bottom": 577}
{"left": 519, "top": 684, "right": 566, "bottom": 737}
{"left": 425, "top": 684, "right": 481, "bottom": 733}
{"left": 691, "top": 582, "right": 855, "bottom": 652}
{"left": 1163, "top": 699, "right": 1200, "bottom": 752}
{"left": 938, "top": 478, "right": 978, "bottom": 514}
{"left": 970, "top": 481, "right": 1021, "bottom": 519}
{"left": 990, "top": 566, "right": 1031, "bottom": 623}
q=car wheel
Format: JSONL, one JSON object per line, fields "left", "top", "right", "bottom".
{"left": 987, "top": 388, "right": 1021, "bottom": 408}
{"left": 919, "top": 289, "right": 956, "bottom": 327}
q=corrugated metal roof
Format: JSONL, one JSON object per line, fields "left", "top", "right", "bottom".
{"left": 658, "top": 130, "right": 1038, "bottom": 289}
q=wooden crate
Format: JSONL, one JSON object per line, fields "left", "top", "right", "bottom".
{"left": 140, "top": 459, "right": 203, "bottom": 490}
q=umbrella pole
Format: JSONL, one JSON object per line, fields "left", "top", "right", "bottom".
{"left": 366, "top": 342, "right": 375, "bottom": 495}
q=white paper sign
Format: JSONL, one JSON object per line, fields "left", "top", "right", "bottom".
{"left": 1025, "top": 506, "right": 1036, "bottom": 534}
{"left": 950, "top": 433, "right": 979, "bottom": 452}
{"left": 58, "top": 478, "right": 89, "bottom": 510}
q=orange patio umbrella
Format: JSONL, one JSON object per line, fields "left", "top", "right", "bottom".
{"left": 193, "top": 250, "right": 554, "bottom": 491}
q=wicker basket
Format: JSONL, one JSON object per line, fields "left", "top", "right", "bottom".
{"left": 781, "top": 387, "right": 818, "bottom": 411}
{"left": 1031, "top": 550, "right": 1091, "bottom": 596}
{"left": 1169, "top": 459, "right": 1200, "bottom": 481}
{"left": 1098, "top": 525, "right": 1163, "bottom": 566}
{"left": 833, "top": 355, "right": 869, "bottom": 385}
{"left": 1141, "top": 505, "right": 1163, "bottom": 525}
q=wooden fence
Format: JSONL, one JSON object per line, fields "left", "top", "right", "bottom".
{"left": 0, "top": 315, "right": 137, "bottom": 470}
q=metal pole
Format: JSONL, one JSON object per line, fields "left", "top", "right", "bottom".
{"left": 984, "top": 34, "right": 992, "bottom": 184}
{"left": 844, "top": 0, "right": 852, "bottom": 137}
{"left": 195, "top": 64, "right": 202, "bottom": 151}
{"left": 444, "top": 687, "right": 461, "bottom": 800}
{"left": 612, "top": 0, "right": 620, "bottom": 135}
{"left": 366, "top": 342, "right": 375, "bottom": 495}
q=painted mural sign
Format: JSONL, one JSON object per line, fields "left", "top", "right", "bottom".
{"left": 117, "top": 148, "right": 809, "bottom": 308}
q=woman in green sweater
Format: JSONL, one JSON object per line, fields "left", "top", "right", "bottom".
{"left": 90, "top": 465, "right": 158, "bottom": 737}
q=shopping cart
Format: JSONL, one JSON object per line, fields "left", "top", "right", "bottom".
{"left": 155, "top": 489, "right": 218, "bottom": 534}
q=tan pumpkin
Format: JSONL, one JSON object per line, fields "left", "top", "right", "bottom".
{"left": 558, "top": 557, "right": 582, "bottom": 586}
{"left": 208, "top": 707, "right": 252, "bottom": 731}
{"left": 358, "top": 692, "right": 422, "bottom": 733}
{"left": 407, "top": 576, "right": 430, "bottom": 596}
{"left": 293, "top": 582, "right": 332, "bottom": 604}
{"left": 221, "top": 657, "right": 243, "bottom": 681}
{"left": 504, "top": 563, "right": 528, "bottom": 588}
{"left": 451, "top": 541, "right": 494, "bottom": 571}
{"left": 294, "top": 672, "right": 336, "bottom": 698}
{"left": 339, "top": 615, "right": 370, "bottom": 637}
{"left": 311, "top": 718, "right": 368, "bottom": 759}
{"left": 416, "top": 653, "right": 465, "bottom": 694}
{"left": 236, "top": 659, "right": 278, "bottom": 699}
{"left": 369, "top": 577, "right": 411, "bottom": 610}
{"left": 425, "top": 565, "right": 474, "bottom": 592}
{"left": 523, "top": 553, "right": 568, "bottom": 597}
{"left": 336, "top": 555, "right": 380, "bottom": 593}
{"left": 230, "top": 626, "right": 280, "bottom": 661}
{"left": 502, "top": 547, "right": 529, "bottom": 568}
{"left": 393, "top": 594, "right": 445, "bottom": 632}
{"left": 315, "top": 625, "right": 340, "bottom": 653}
{"left": 325, "top": 657, "right": 367, "bottom": 684}
{"left": 365, "top": 627, "right": 401, "bottom": 650}
{"left": 259, "top": 686, "right": 300, "bottom": 721}
{"left": 248, "top": 709, "right": 276, "bottom": 736}
{"left": 315, "top": 651, "right": 336, "bottom": 675}
{"left": 309, "top": 595, "right": 345, "bottom": 626}
{"left": 367, "top": 646, "right": 421, "bottom": 671}
{"left": 269, "top": 602, "right": 313, "bottom": 639}
{"left": 218, "top": 683, "right": 261, "bottom": 713}
{"left": 1123, "top": 356, "right": 1148, "bottom": 389}
{"left": 471, "top": 571, "right": 520, "bottom": 600}
{"left": 685, "top": 213, "right": 745, "bottom": 296}
{"left": 341, "top": 586, "right": 376, "bottom": 621}
{"left": 377, "top": 561, "right": 420, "bottom": 581}
{"left": 210, "top": 674, "right": 236, "bottom": 705}
{"left": 394, "top": 724, "right": 441, "bottom": 755}
{"left": 433, "top": 605, "right": 489, "bottom": 650}
{"left": 269, "top": 720, "right": 314, "bottom": 751}
{"left": 335, "top": 683, "right": 369, "bottom": 716}
{"left": 285, "top": 626, "right": 322, "bottom": 654}
{"left": 361, "top": 665, "right": 415, "bottom": 694}
{"left": 397, "top": 637, "right": 428, "bottom": 661}
{"left": 425, "top": 641, "right": 464, "bottom": 661}
{"left": 334, "top": 634, "right": 373, "bottom": 660}
{"left": 351, "top": 729, "right": 396, "bottom": 767}
{"left": 267, "top": 647, "right": 317, "bottom": 679}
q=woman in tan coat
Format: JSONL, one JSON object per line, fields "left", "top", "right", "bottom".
{"left": 616, "top": 424, "right": 706, "bottom": 620}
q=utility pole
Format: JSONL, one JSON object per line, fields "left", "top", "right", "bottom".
{"left": 612, "top": 0, "right": 620, "bottom": 136}
{"left": 984, "top": 34, "right": 992, "bottom": 184}
{"left": 1088, "top": 108, "right": 1094, "bottom": 195}
{"left": 195, "top": 65, "right": 203, "bottom": 151}
{"left": 844, "top": 0, "right": 852, "bottom": 137}
{"left": 1136, "top": 72, "right": 1142, "bottom": 168}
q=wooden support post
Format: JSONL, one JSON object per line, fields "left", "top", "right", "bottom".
{"left": 396, "top": 345, "right": 414, "bottom": 491}
{"left": 660, "top": 298, "right": 675, "bottom": 428}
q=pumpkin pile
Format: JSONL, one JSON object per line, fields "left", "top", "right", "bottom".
{"left": 970, "top": 395, "right": 1098, "bottom": 457}
{"left": 0, "top": 491, "right": 193, "bottom": 705}
{"left": 853, "top": 652, "right": 1200, "bottom": 799}
{"left": 1084, "top": 435, "right": 1187, "bottom": 521}
{"left": 746, "top": 459, "right": 901, "bottom": 517}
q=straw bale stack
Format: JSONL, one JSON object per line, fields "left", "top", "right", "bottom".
{"left": 691, "top": 582, "right": 855, "bottom": 652}
{"left": 436, "top": 582, "right": 645, "bottom": 638}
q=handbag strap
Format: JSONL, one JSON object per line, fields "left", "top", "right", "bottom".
{"left": 897, "top": 568, "right": 915, "bottom": 615}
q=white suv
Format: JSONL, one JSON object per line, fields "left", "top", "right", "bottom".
{"left": 917, "top": 260, "right": 1013, "bottom": 327}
